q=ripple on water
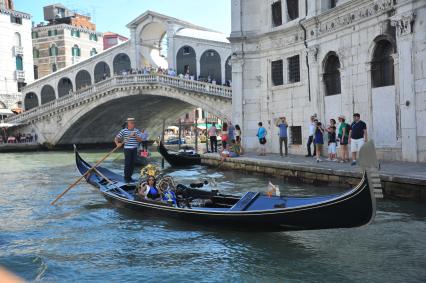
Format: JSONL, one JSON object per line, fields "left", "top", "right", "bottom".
{"left": 0, "top": 151, "right": 425, "bottom": 282}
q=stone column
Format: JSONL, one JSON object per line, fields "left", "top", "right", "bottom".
{"left": 392, "top": 13, "right": 417, "bottom": 162}
{"left": 307, "top": 45, "right": 320, "bottom": 118}
{"left": 221, "top": 57, "right": 226, "bottom": 85}
{"left": 130, "top": 27, "right": 139, "bottom": 68}
{"left": 231, "top": 56, "right": 244, "bottom": 126}
{"left": 230, "top": 0, "right": 242, "bottom": 38}
{"left": 166, "top": 23, "right": 176, "bottom": 70}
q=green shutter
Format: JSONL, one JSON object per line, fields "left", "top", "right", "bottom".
{"left": 48, "top": 30, "right": 52, "bottom": 36}
{"left": 16, "top": 56, "right": 23, "bottom": 71}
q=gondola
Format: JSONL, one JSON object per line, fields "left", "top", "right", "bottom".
{"left": 158, "top": 142, "right": 201, "bottom": 167}
{"left": 134, "top": 148, "right": 150, "bottom": 166}
{"left": 74, "top": 141, "right": 378, "bottom": 232}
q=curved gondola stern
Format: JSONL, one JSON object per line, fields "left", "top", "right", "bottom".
{"left": 358, "top": 140, "right": 381, "bottom": 225}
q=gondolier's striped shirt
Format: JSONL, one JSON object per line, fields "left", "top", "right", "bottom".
{"left": 116, "top": 128, "right": 143, "bottom": 149}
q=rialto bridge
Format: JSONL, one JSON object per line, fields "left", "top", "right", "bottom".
{"left": 6, "top": 11, "right": 233, "bottom": 146}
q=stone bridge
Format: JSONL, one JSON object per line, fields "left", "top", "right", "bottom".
{"left": 7, "top": 74, "right": 231, "bottom": 145}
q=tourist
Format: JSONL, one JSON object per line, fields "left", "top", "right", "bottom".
{"left": 275, "top": 116, "right": 288, "bottom": 157}
{"left": 228, "top": 122, "right": 235, "bottom": 141}
{"left": 338, "top": 115, "right": 350, "bottom": 163}
{"left": 221, "top": 122, "right": 229, "bottom": 150}
{"left": 115, "top": 118, "right": 143, "bottom": 183}
{"left": 327, "top": 126, "right": 337, "bottom": 161}
{"left": 208, "top": 123, "right": 218, "bottom": 153}
{"left": 256, "top": 122, "right": 267, "bottom": 156}
{"left": 140, "top": 176, "right": 162, "bottom": 201}
{"left": 306, "top": 115, "right": 316, "bottom": 157}
{"left": 220, "top": 140, "right": 240, "bottom": 161}
{"left": 349, "top": 113, "right": 368, "bottom": 166}
{"left": 314, "top": 122, "right": 324, "bottom": 162}
{"left": 235, "top": 124, "right": 243, "bottom": 155}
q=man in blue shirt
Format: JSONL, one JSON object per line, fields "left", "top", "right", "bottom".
{"left": 275, "top": 116, "right": 288, "bottom": 157}
{"left": 115, "top": 118, "right": 143, "bottom": 183}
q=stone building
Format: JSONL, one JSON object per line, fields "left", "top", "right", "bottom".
{"left": 32, "top": 4, "right": 103, "bottom": 79}
{"left": 230, "top": 0, "right": 426, "bottom": 162}
{"left": 0, "top": 0, "right": 34, "bottom": 113}
{"left": 103, "top": 31, "right": 128, "bottom": 50}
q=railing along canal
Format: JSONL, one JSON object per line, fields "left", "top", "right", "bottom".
{"left": 7, "top": 74, "right": 232, "bottom": 124}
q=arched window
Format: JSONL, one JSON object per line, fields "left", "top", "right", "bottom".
{"left": 72, "top": 45, "right": 81, "bottom": 57}
{"left": 159, "top": 32, "right": 168, "bottom": 58}
{"left": 90, "top": 34, "right": 98, "bottom": 41}
{"left": 90, "top": 48, "right": 97, "bottom": 56}
{"left": 76, "top": 70, "right": 92, "bottom": 90}
{"left": 33, "top": 48, "right": 39, "bottom": 59}
{"left": 113, "top": 53, "right": 131, "bottom": 74}
{"left": 24, "top": 92, "right": 39, "bottom": 110}
{"left": 372, "top": 39, "right": 395, "bottom": 88}
{"left": 200, "top": 49, "right": 221, "bottom": 84}
{"left": 15, "top": 55, "right": 23, "bottom": 71}
{"left": 323, "top": 52, "right": 341, "bottom": 96}
{"left": 225, "top": 56, "right": 232, "bottom": 83}
{"left": 49, "top": 44, "right": 58, "bottom": 56}
{"left": 14, "top": 32, "right": 21, "bottom": 46}
{"left": 41, "top": 85, "right": 56, "bottom": 104}
{"left": 176, "top": 46, "right": 197, "bottom": 77}
{"left": 94, "top": 61, "right": 111, "bottom": 83}
{"left": 58, "top": 78, "right": 73, "bottom": 97}
{"left": 52, "top": 63, "right": 57, "bottom": 72}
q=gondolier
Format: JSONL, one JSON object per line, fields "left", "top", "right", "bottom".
{"left": 115, "top": 118, "right": 143, "bottom": 183}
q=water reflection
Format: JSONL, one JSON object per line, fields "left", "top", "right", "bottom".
{"left": 0, "top": 151, "right": 425, "bottom": 282}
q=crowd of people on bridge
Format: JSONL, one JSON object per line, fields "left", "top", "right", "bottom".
{"left": 117, "top": 65, "right": 232, "bottom": 87}
{"left": 0, "top": 131, "right": 38, "bottom": 144}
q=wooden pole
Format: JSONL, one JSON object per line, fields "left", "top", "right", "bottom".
{"left": 51, "top": 144, "right": 122, "bottom": 205}
{"left": 161, "top": 119, "right": 165, "bottom": 169}
{"left": 178, "top": 118, "right": 182, "bottom": 150}
{"left": 194, "top": 120, "right": 198, "bottom": 154}
{"left": 205, "top": 111, "right": 209, "bottom": 153}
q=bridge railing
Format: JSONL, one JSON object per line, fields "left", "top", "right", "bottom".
{"left": 7, "top": 74, "right": 232, "bottom": 124}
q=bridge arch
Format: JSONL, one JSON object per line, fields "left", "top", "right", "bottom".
{"left": 0, "top": 101, "right": 6, "bottom": 109}
{"left": 176, "top": 45, "right": 197, "bottom": 77}
{"left": 113, "top": 53, "right": 131, "bottom": 75}
{"left": 24, "top": 92, "right": 39, "bottom": 110}
{"left": 200, "top": 49, "right": 221, "bottom": 84}
{"left": 76, "top": 70, "right": 92, "bottom": 90}
{"left": 58, "top": 78, "right": 73, "bottom": 98}
{"left": 137, "top": 20, "right": 168, "bottom": 68}
{"left": 94, "top": 61, "right": 111, "bottom": 83}
{"left": 225, "top": 56, "right": 232, "bottom": 83}
{"left": 41, "top": 85, "right": 56, "bottom": 104}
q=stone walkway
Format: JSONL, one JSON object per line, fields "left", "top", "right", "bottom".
{"left": 202, "top": 152, "right": 426, "bottom": 185}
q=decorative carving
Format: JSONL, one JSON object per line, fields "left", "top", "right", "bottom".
{"left": 318, "top": 0, "right": 395, "bottom": 36}
{"left": 307, "top": 45, "right": 319, "bottom": 62}
{"left": 391, "top": 13, "right": 416, "bottom": 37}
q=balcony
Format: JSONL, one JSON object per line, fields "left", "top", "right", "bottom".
{"left": 13, "top": 46, "right": 24, "bottom": 56}
{"left": 15, "top": 70, "right": 25, "bottom": 82}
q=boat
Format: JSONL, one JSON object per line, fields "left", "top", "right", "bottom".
{"left": 158, "top": 142, "right": 201, "bottom": 167}
{"left": 134, "top": 147, "right": 150, "bottom": 166}
{"left": 165, "top": 137, "right": 185, "bottom": 145}
{"left": 74, "top": 141, "right": 379, "bottom": 232}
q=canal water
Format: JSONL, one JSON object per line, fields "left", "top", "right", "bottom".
{"left": 0, "top": 151, "right": 425, "bottom": 282}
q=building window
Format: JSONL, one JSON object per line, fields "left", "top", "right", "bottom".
{"left": 48, "top": 29, "right": 58, "bottom": 36}
{"left": 10, "top": 15, "right": 22, "bottom": 24}
{"left": 90, "top": 48, "right": 97, "bottom": 56}
{"left": 71, "top": 29, "right": 80, "bottom": 37}
{"left": 272, "top": 1, "right": 282, "bottom": 27}
{"left": 324, "top": 53, "right": 341, "bottom": 96}
{"left": 33, "top": 48, "right": 39, "bottom": 59}
{"left": 15, "top": 55, "right": 23, "bottom": 71}
{"left": 52, "top": 63, "right": 57, "bottom": 72}
{"left": 49, "top": 45, "right": 58, "bottom": 56}
{"left": 271, "top": 60, "right": 283, "bottom": 86}
{"left": 288, "top": 55, "right": 300, "bottom": 83}
{"left": 90, "top": 34, "right": 98, "bottom": 41}
{"left": 34, "top": 65, "right": 39, "bottom": 80}
{"left": 183, "top": 47, "right": 191, "bottom": 55}
{"left": 290, "top": 126, "right": 302, "bottom": 145}
{"left": 17, "top": 82, "right": 26, "bottom": 92}
{"left": 286, "top": 0, "right": 299, "bottom": 21}
{"left": 72, "top": 45, "right": 81, "bottom": 57}
{"left": 14, "top": 32, "right": 21, "bottom": 47}
{"left": 372, "top": 39, "right": 395, "bottom": 88}
{"left": 32, "top": 31, "right": 38, "bottom": 39}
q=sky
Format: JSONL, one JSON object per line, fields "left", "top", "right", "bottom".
{"left": 14, "top": 0, "right": 231, "bottom": 37}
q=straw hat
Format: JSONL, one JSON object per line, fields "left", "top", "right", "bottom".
{"left": 126, "top": 118, "right": 136, "bottom": 122}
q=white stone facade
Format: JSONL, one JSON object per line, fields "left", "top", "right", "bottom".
{"left": 230, "top": 0, "right": 426, "bottom": 162}
{"left": 0, "top": 7, "right": 34, "bottom": 109}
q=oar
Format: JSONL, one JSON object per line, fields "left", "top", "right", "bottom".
{"left": 50, "top": 143, "right": 124, "bottom": 205}
{"left": 50, "top": 129, "right": 136, "bottom": 206}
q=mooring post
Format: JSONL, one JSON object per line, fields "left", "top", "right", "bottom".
{"left": 194, "top": 120, "right": 199, "bottom": 154}
{"left": 205, "top": 112, "right": 209, "bottom": 153}
{"left": 178, "top": 118, "right": 182, "bottom": 150}
{"left": 161, "top": 119, "right": 165, "bottom": 169}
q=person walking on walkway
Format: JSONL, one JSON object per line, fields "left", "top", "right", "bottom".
{"left": 257, "top": 122, "right": 267, "bottom": 156}
{"left": 349, "top": 113, "right": 368, "bottom": 166}
{"left": 221, "top": 122, "right": 229, "bottom": 150}
{"left": 338, "top": 115, "right": 350, "bottom": 163}
{"left": 208, "top": 123, "right": 218, "bottom": 153}
{"left": 115, "top": 118, "right": 143, "bottom": 183}
{"left": 275, "top": 116, "right": 288, "bottom": 157}
{"left": 306, "top": 115, "right": 316, "bottom": 157}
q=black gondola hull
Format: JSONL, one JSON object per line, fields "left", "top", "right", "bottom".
{"left": 75, "top": 148, "right": 375, "bottom": 232}
{"left": 158, "top": 143, "right": 201, "bottom": 167}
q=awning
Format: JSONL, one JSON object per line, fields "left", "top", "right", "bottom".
{"left": 0, "top": 122, "right": 19, "bottom": 128}
{"left": 196, "top": 123, "right": 222, "bottom": 130}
